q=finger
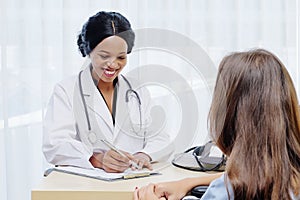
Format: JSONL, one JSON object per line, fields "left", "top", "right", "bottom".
{"left": 154, "top": 184, "right": 168, "bottom": 198}
{"left": 133, "top": 187, "right": 139, "bottom": 200}
{"left": 131, "top": 165, "right": 137, "bottom": 171}
{"left": 136, "top": 184, "right": 155, "bottom": 199}
{"left": 108, "top": 150, "right": 130, "bottom": 163}
{"left": 102, "top": 166, "right": 120, "bottom": 173}
{"left": 132, "top": 153, "right": 153, "bottom": 170}
{"left": 142, "top": 161, "right": 153, "bottom": 170}
{"left": 136, "top": 187, "right": 147, "bottom": 199}
{"left": 102, "top": 153, "right": 130, "bottom": 171}
{"left": 104, "top": 161, "right": 130, "bottom": 172}
{"left": 145, "top": 184, "right": 160, "bottom": 199}
{"left": 138, "top": 160, "right": 144, "bottom": 170}
{"left": 106, "top": 151, "right": 131, "bottom": 167}
{"left": 123, "top": 151, "right": 135, "bottom": 160}
{"left": 118, "top": 151, "right": 141, "bottom": 170}
{"left": 102, "top": 161, "right": 130, "bottom": 172}
{"left": 130, "top": 160, "right": 143, "bottom": 171}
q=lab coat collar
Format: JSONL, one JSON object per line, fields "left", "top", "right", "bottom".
{"left": 113, "top": 75, "right": 130, "bottom": 141}
{"left": 80, "top": 66, "right": 114, "bottom": 133}
{"left": 79, "top": 66, "right": 131, "bottom": 140}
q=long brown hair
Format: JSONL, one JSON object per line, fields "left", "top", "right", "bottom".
{"left": 209, "top": 49, "right": 300, "bottom": 199}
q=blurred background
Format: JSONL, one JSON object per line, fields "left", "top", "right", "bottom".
{"left": 0, "top": 0, "right": 299, "bottom": 200}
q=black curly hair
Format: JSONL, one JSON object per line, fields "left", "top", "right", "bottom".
{"left": 77, "top": 11, "right": 135, "bottom": 57}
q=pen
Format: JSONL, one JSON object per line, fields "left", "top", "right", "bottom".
{"left": 101, "top": 139, "right": 140, "bottom": 169}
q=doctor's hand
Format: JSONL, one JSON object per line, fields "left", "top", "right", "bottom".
{"left": 89, "top": 150, "right": 133, "bottom": 173}
{"left": 132, "top": 152, "right": 152, "bottom": 170}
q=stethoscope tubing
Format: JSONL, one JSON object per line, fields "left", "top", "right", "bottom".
{"left": 79, "top": 70, "right": 92, "bottom": 131}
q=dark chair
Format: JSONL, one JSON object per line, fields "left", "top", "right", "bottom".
{"left": 191, "top": 185, "right": 209, "bottom": 198}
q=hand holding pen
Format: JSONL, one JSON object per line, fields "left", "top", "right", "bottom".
{"left": 101, "top": 139, "right": 140, "bottom": 169}
{"left": 97, "top": 140, "right": 152, "bottom": 172}
{"left": 90, "top": 146, "right": 135, "bottom": 173}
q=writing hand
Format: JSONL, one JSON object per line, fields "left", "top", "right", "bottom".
{"left": 90, "top": 150, "right": 132, "bottom": 172}
{"left": 132, "top": 152, "right": 153, "bottom": 170}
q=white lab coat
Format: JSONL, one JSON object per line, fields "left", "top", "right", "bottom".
{"left": 43, "top": 66, "right": 173, "bottom": 169}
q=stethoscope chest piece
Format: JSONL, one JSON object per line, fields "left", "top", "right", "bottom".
{"left": 88, "top": 131, "right": 97, "bottom": 144}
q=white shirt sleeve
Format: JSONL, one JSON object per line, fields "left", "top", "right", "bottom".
{"left": 42, "top": 81, "right": 94, "bottom": 169}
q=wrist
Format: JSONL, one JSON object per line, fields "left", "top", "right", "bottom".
{"left": 180, "top": 173, "right": 223, "bottom": 191}
{"left": 180, "top": 178, "right": 199, "bottom": 192}
{"left": 89, "top": 152, "right": 105, "bottom": 168}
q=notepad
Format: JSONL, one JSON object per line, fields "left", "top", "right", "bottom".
{"left": 44, "top": 166, "right": 161, "bottom": 181}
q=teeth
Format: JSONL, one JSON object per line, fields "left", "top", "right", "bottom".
{"left": 105, "top": 70, "right": 115, "bottom": 75}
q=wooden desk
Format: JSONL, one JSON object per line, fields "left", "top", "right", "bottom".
{"left": 31, "top": 163, "right": 213, "bottom": 200}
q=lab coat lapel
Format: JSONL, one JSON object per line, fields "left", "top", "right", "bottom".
{"left": 113, "top": 76, "right": 132, "bottom": 141}
{"left": 80, "top": 67, "right": 114, "bottom": 133}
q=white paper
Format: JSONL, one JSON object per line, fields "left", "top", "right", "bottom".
{"left": 50, "top": 166, "right": 158, "bottom": 181}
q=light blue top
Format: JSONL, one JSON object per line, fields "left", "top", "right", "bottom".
{"left": 200, "top": 174, "right": 299, "bottom": 200}
{"left": 200, "top": 174, "right": 233, "bottom": 200}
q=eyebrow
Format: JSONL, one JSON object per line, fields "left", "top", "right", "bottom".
{"left": 98, "top": 50, "right": 127, "bottom": 55}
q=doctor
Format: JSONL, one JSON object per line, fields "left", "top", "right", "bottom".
{"left": 43, "top": 11, "right": 173, "bottom": 173}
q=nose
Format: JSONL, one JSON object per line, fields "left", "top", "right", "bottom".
{"left": 106, "top": 59, "right": 117, "bottom": 69}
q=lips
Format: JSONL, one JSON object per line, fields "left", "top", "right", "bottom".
{"left": 103, "top": 69, "right": 116, "bottom": 78}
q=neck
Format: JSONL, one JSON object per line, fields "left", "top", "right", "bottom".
{"left": 91, "top": 69, "right": 114, "bottom": 92}
{"left": 97, "top": 79, "right": 114, "bottom": 93}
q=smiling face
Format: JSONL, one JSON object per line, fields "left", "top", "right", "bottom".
{"left": 89, "top": 36, "right": 128, "bottom": 84}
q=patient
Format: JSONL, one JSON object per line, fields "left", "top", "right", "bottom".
{"left": 134, "top": 49, "right": 300, "bottom": 200}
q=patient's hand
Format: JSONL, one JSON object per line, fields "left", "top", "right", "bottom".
{"left": 154, "top": 180, "right": 189, "bottom": 200}
{"left": 134, "top": 184, "right": 166, "bottom": 200}
{"left": 133, "top": 181, "right": 188, "bottom": 200}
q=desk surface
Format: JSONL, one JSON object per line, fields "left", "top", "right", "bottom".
{"left": 31, "top": 163, "right": 214, "bottom": 200}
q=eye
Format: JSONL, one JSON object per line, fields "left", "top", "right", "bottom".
{"left": 118, "top": 56, "right": 126, "bottom": 60}
{"left": 99, "top": 54, "right": 109, "bottom": 59}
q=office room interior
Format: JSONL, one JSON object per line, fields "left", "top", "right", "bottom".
{"left": 0, "top": 0, "right": 300, "bottom": 200}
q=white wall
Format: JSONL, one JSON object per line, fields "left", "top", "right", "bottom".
{"left": 0, "top": 1, "right": 299, "bottom": 200}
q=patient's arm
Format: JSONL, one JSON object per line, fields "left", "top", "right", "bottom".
{"left": 134, "top": 173, "right": 223, "bottom": 200}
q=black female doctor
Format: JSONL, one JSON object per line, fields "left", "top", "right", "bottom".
{"left": 43, "top": 11, "right": 173, "bottom": 173}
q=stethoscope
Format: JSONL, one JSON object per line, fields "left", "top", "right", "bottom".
{"left": 78, "top": 70, "right": 143, "bottom": 144}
